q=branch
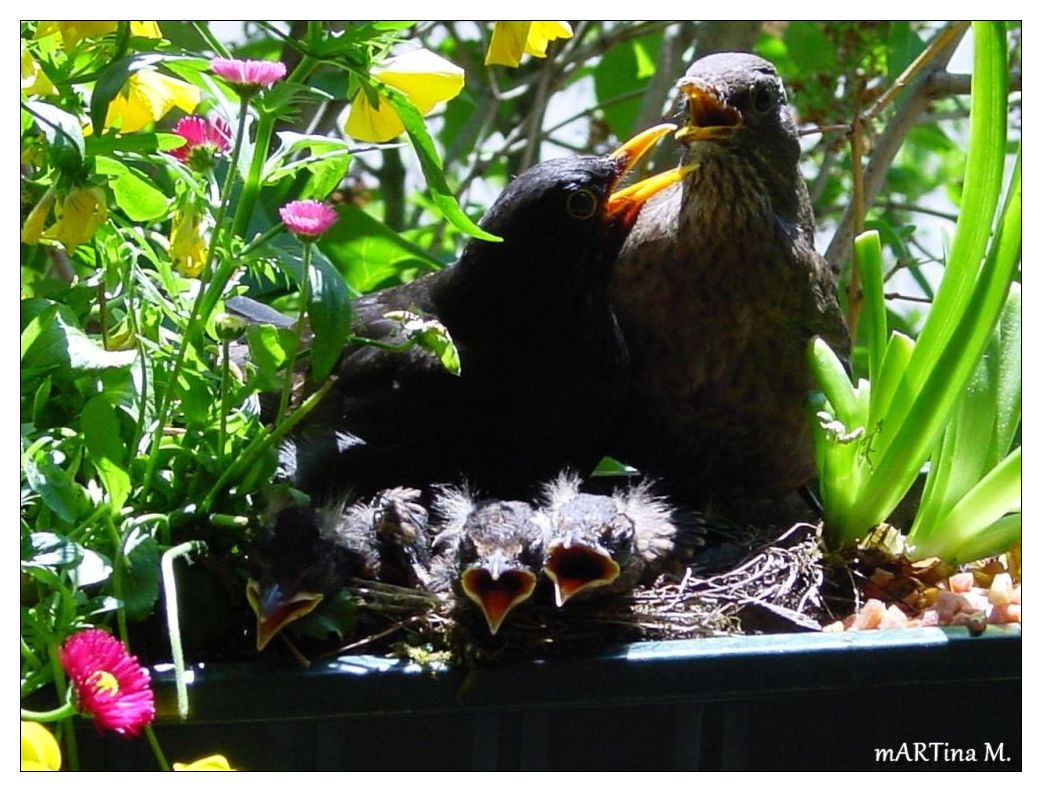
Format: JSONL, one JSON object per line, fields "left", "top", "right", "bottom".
{"left": 823, "top": 22, "right": 968, "bottom": 273}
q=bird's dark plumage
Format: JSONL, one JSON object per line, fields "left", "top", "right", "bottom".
{"left": 431, "top": 486, "right": 549, "bottom": 635}
{"left": 247, "top": 487, "right": 430, "bottom": 650}
{"left": 282, "top": 126, "right": 682, "bottom": 504}
{"left": 539, "top": 473, "right": 703, "bottom": 605}
{"left": 610, "top": 53, "right": 850, "bottom": 505}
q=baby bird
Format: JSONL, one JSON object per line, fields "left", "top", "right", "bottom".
{"left": 247, "top": 487, "right": 430, "bottom": 651}
{"left": 431, "top": 486, "right": 549, "bottom": 635}
{"left": 539, "top": 474, "right": 703, "bottom": 606}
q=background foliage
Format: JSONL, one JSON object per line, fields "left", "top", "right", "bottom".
{"left": 19, "top": 20, "right": 1021, "bottom": 768}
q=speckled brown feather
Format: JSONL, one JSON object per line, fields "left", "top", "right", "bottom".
{"left": 611, "top": 52, "right": 850, "bottom": 504}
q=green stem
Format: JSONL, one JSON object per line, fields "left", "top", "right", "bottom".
{"left": 21, "top": 701, "right": 75, "bottom": 723}
{"left": 230, "top": 110, "right": 276, "bottom": 240}
{"left": 105, "top": 514, "right": 130, "bottom": 645}
{"left": 199, "top": 376, "right": 336, "bottom": 512}
{"left": 276, "top": 242, "right": 312, "bottom": 425}
{"left": 229, "top": 54, "right": 317, "bottom": 241}
{"left": 239, "top": 222, "right": 286, "bottom": 257}
{"left": 161, "top": 541, "right": 207, "bottom": 720}
{"left": 20, "top": 637, "right": 43, "bottom": 671}
{"left": 47, "top": 644, "right": 77, "bottom": 771}
{"left": 144, "top": 724, "right": 171, "bottom": 771}
{"left": 218, "top": 337, "right": 231, "bottom": 466}
{"left": 142, "top": 95, "right": 250, "bottom": 497}
{"left": 191, "top": 21, "right": 230, "bottom": 58}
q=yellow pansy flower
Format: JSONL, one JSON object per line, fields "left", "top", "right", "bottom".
{"left": 22, "top": 185, "right": 57, "bottom": 244}
{"left": 104, "top": 68, "right": 200, "bottom": 134}
{"left": 21, "top": 722, "right": 61, "bottom": 771}
{"left": 485, "top": 22, "right": 574, "bottom": 67}
{"left": 36, "top": 21, "right": 161, "bottom": 49}
{"left": 174, "top": 754, "right": 235, "bottom": 771}
{"left": 21, "top": 40, "right": 56, "bottom": 96}
{"left": 345, "top": 48, "right": 464, "bottom": 143}
{"left": 169, "top": 203, "right": 209, "bottom": 278}
{"left": 42, "top": 186, "right": 108, "bottom": 251}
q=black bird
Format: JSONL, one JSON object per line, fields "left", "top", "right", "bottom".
{"left": 246, "top": 487, "right": 429, "bottom": 651}
{"left": 539, "top": 473, "right": 703, "bottom": 605}
{"left": 282, "top": 124, "right": 686, "bottom": 504}
{"left": 610, "top": 53, "right": 850, "bottom": 506}
{"left": 431, "top": 486, "right": 549, "bottom": 635}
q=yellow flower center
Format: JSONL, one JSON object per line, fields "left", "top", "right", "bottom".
{"left": 88, "top": 670, "right": 120, "bottom": 696}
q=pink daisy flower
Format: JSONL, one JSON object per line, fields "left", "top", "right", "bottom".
{"left": 59, "top": 629, "right": 155, "bottom": 738}
{"left": 279, "top": 200, "right": 339, "bottom": 238}
{"left": 211, "top": 57, "right": 287, "bottom": 89}
{"left": 170, "top": 115, "right": 231, "bottom": 167}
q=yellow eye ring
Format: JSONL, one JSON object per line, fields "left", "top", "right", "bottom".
{"left": 566, "top": 188, "right": 599, "bottom": 220}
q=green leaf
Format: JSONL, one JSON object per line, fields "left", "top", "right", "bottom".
{"left": 23, "top": 451, "right": 92, "bottom": 523}
{"left": 384, "top": 311, "right": 462, "bottom": 376}
{"left": 23, "top": 99, "right": 84, "bottom": 174}
{"left": 902, "top": 22, "right": 1008, "bottom": 394}
{"left": 245, "top": 324, "right": 295, "bottom": 391}
{"left": 783, "top": 22, "right": 838, "bottom": 72}
{"left": 81, "top": 397, "right": 131, "bottom": 511}
{"left": 807, "top": 337, "right": 859, "bottom": 427}
{"left": 86, "top": 131, "right": 185, "bottom": 156}
{"left": 120, "top": 527, "right": 160, "bottom": 621}
{"left": 306, "top": 252, "right": 352, "bottom": 382}
{"left": 22, "top": 532, "right": 112, "bottom": 588}
{"left": 912, "top": 447, "right": 1021, "bottom": 563}
{"left": 292, "top": 590, "right": 358, "bottom": 641}
{"left": 854, "top": 231, "right": 887, "bottom": 383}
{"left": 593, "top": 34, "right": 661, "bottom": 138}
{"left": 886, "top": 22, "right": 926, "bottom": 80}
{"left": 378, "top": 82, "right": 501, "bottom": 243}
{"left": 95, "top": 155, "right": 170, "bottom": 221}
{"left": 21, "top": 299, "right": 136, "bottom": 376}
{"left": 263, "top": 132, "right": 354, "bottom": 201}
{"left": 987, "top": 283, "right": 1021, "bottom": 468}
{"left": 318, "top": 203, "right": 443, "bottom": 292}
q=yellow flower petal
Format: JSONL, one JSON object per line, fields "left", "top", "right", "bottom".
{"left": 485, "top": 21, "right": 573, "bottom": 67}
{"left": 35, "top": 21, "right": 160, "bottom": 48}
{"left": 485, "top": 22, "right": 532, "bottom": 67}
{"left": 345, "top": 90, "right": 406, "bottom": 143}
{"left": 42, "top": 186, "right": 108, "bottom": 251}
{"left": 373, "top": 49, "right": 465, "bottom": 115}
{"left": 21, "top": 185, "right": 57, "bottom": 244}
{"left": 104, "top": 68, "right": 200, "bottom": 133}
{"left": 21, "top": 40, "right": 56, "bottom": 96}
{"left": 346, "top": 49, "right": 464, "bottom": 143}
{"left": 21, "top": 722, "right": 61, "bottom": 771}
{"left": 174, "top": 754, "right": 235, "bottom": 771}
{"left": 170, "top": 204, "right": 209, "bottom": 277}
{"left": 129, "top": 21, "right": 163, "bottom": 39}
{"left": 524, "top": 22, "right": 573, "bottom": 58}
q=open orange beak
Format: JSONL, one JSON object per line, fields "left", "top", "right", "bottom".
{"left": 247, "top": 580, "right": 324, "bottom": 652}
{"left": 543, "top": 541, "right": 622, "bottom": 607}
{"left": 675, "top": 78, "right": 744, "bottom": 144}
{"left": 605, "top": 122, "right": 694, "bottom": 227}
{"left": 461, "top": 565, "right": 539, "bottom": 635}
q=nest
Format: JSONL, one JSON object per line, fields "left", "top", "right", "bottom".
{"left": 324, "top": 520, "right": 826, "bottom": 667}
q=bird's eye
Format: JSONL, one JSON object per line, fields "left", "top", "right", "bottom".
{"left": 566, "top": 188, "right": 599, "bottom": 220}
{"left": 750, "top": 84, "right": 777, "bottom": 115}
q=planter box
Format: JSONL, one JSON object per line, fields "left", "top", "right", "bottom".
{"left": 79, "top": 626, "right": 1021, "bottom": 771}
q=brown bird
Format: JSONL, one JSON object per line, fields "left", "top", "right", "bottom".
{"left": 539, "top": 473, "right": 703, "bottom": 605}
{"left": 431, "top": 486, "right": 549, "bottom": 635}
{"left": 610, "top": 52, "right": 850, "bottom": 507}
